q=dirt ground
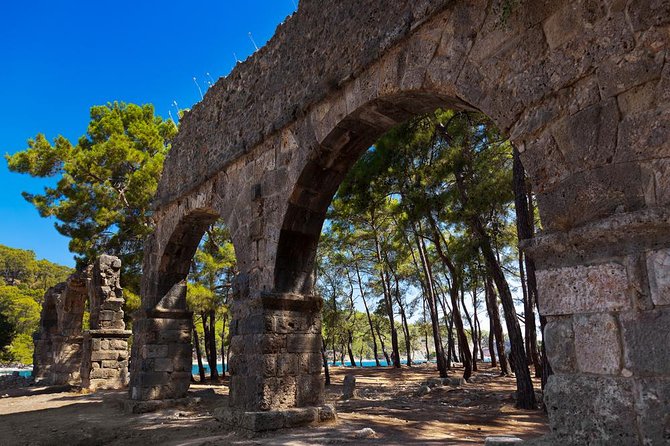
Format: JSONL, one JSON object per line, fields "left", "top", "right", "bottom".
{"left": 0, "top": 364, "right": 548, "bottom": 445}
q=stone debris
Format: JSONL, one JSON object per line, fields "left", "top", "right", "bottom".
{"left": 416, "top": 385, "right": 431, "bottom": 397}
{"left": 342, "top": 374, "right": 357, "bottom": 400}
{"left": 485, "top": 436, "right": 524, "bottom": 445}
{"left": 351, "top": 428, "right": 377, "bottom": 439}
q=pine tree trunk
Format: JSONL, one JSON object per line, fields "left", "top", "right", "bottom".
{"left": 220, "top": 315, "right": 227, "bottom": 377}
{"left": 375, "top": 325, "right": 392, "bottom": 365}
{"left": 347, "top": 331, "right": 357, "bottom": 367}
{"left": 373, "top": 232, "right": 401, "bottom": 368}
{"left": 322, "top": 336, "right": 331, "bottom": 385}
{"left": 513, "top": 147, "right": 543, "bottom": 378}
{"left": 208, "top": 309, "right": 219, "bottom": 380}
{"left": 414, "top": 229, "right": 448, "bottom": 378}
{"left": 488, "top": 323, "right": 497, "bottom": 367}
{"left": 193, "top": 327, "right": 206, "bottom": 382}
{"left": 354, "top": 261, "right": 381, "bottom": 367}
{"left": 486, "top": 277, "right": 508, "bottom": 374}
{"left": 460, "top": 287, "right": 478, "bottom": 372}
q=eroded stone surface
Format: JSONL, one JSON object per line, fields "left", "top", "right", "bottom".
{"left": 573, "top": 313, "right": 622, "bottom": 375}
{"left": 536, "top": 263, "right": 630, "bottom": 315}
{"left": 647, "top": 248, "right": 670, "bottom": 306}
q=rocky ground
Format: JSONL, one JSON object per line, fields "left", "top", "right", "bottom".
{"left": 0, "top": 363, "right": 548, "bottom": 445}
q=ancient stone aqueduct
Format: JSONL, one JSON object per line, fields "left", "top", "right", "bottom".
{"left": 32, "top": 0, "right": 669, "bottom": 444}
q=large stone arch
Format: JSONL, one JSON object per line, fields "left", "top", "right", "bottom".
{"left": 131, "top": 0, "right": 669, "bottom": 442}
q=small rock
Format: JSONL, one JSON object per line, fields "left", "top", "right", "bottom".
{"left": 416, "top": 385, "right": 431, "bottom": 396}
{"left": 342, "top": 374, "right": 357, "bottom": 400}
{"left": 351, "top": 428, "right": 377, "bottom": 439}
{"left": 484, "top": 436, "right": 523, "bottom": 445}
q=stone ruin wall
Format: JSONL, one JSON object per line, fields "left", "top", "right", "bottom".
{"left": 156, "top": 0, "right": 455, "bottom": 206}
{"left": 33, "top": 255, "right": 131, "bottom": 390}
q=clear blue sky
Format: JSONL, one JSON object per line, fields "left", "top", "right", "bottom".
{"left": 0, "top": 0, "right": 297, "bottom": 267}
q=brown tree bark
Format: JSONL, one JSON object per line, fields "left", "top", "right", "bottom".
{"left": 486, "top": 276, "right": 509, "bottom": 374}
{"left": 354, "top": 261, "right": 381, "bottom": 366}
{"left": 192, "top": 326, "right": 206, "bottom": 382}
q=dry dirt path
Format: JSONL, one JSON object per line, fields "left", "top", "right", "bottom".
{"left": 0, "top": 363, "right": 548, "bottom": 445}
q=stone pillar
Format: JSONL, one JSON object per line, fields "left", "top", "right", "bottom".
{"left": 524, "top": 208, "right": 670, "bottom": 445}
{"left": 80, "top": 255, "right": 131, "bottom": 390}
{"left": 32, "top": 273, "right": 87, "bottom": 386}
{"left": 129, "top": 281, "right": 193, "bottom": 401}
{"left": 215, "top": 290, "right": 335, "bottom": 431}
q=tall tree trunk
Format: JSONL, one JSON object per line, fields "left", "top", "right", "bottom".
{"left": 486, "top": 277, "right": 508, "bottom": 374}
{"left": 372, "top": 230, "right": 401, "bottom": 368}
{"left": 354, "top": 261, "right": 381, "bottom": 367}
{"left": 193, "top": 326, "right": 206, "bottom": 382}
{"left": 208, "top": 309, "right": 219, "bottom": 380}
{"left": 220, "top": 315, "right": 227, "bottom": 377}
{"left": 454, "top": 153, "right": 536, "bottom": 409}
{"left": 375, "top": 325, "right": 392, "bottom": 365}
{"left": 513, "top": 147, "right": 543, "bottom": 379}
{"left": 414, "top": 229, "right": 448, "bottom": 378}
{"left": 488, "top": 322, "right": 497, "bottom": 367}
{"left": 460, "top": 286, "right": 478, "bottom": 372}
{"left": 389, "top": 267, "right": 412, "bottom": 367}
{"left": 322, "top": 336, "right": 331, "bottom": 385}
{"left": 347, "top": 331, "right": 357, "bottom": 367}
{"left": 427, "top": 215, "right": 472, "bottom": 380}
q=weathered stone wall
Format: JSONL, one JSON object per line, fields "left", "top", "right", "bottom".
{"left": 33, "top": 255, "right": 132, "bottom": 391}
{"left": 133, "top": 0, "right": 670, "bottom": 441}
{"left": 33, "top": 273, "right": 87, "bottom": 386}
{"left": 156, "top": 0, "right": 454, "bottom": 206}
{"left": 80, "top": 255, "right": 131, "bottom": 391}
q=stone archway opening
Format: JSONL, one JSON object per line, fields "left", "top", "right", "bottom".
{"left": 129, "top": 208, "right": 239, "bottom": 401}
{"left": 274, "top": 94, "right": 544, "bottom": 421}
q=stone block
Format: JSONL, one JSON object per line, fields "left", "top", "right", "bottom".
{"left": 634, "top": 378, "right": 670, "bottom": 444}
{"left": 143, "top": 344, "right": 169, "bottom": 359}
{"left": 154, "top": 358, "right": 174, "bottom": 372}
{"left": 91, "top": 350, "right": 121, "bottom": 361}
{"left": 646, "top": 249, "right": 670, "bottom": 306}
{"left": 621, "top": 309, "right": 670, "bottom": 376}
{"left": 342, "top": 374, "right": 357, "bottom": 399}
{"left": 551, "top": 99, "right": 619, "bottom": 171}
{"left": 244, "top": 411, "right": 286, "bottom": 432}
{"left": 536, "top": 263, "right": 631, "bottom": 315}
{"left": 318, "top": 404, "right": 337, "bottom": 422}
{"left": 287, "top": 334, "right": 321, "bottom": 353}
{"left": 544, "top": 374, "right": 638, "bottom": 444}
{"left": 543, "top": 317, "right": 577, "bottom": 374}
{"left": 284, "top": 407, "right": 319, "bottom": 427}
{"left": 573, "top": 313, "right": 622, "bottom": 375}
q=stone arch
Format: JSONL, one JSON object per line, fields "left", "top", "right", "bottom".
{"left": 133, "top": 0, "right": 670, "bottom": 442}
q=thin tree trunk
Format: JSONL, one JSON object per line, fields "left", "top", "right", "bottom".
{"left": 453, "top": 148, "right": 536, "bottom": 409}
{"left": 347, "top": 331, "right": 357, "bottom": 367}
{"left": 220, "top": 315, "right": 227, "bottom": 377}
{"left": 372, "top": 230, "right": 401, "bottom": 368}
{"left": 193, "top": 326, "right": 206, "bottom": 382}
{"left": 389, "top": 267, "right": 412, "bottom": 367}
{"left": 375, "top": 325, "right": 392, "bottom": 365}
{"left": 426, "top": 215, "right": 472, "bottom": 380}
{"left": 488, "top": 321, "right": 497, "bottom": 367}
{"left": 322, "top": 336, "right": 331, "bottom": 385}
{"left": 208, "top": 309, "right": 219, "bottom": 380}
{"left": 460, "top": 286, "right": 478, "bottom": 372}
{"left": 354, "top": 261, "right": 381, "bottom": 366}
{"left": 414, "top": 229, "right": 448, "bottom": 377}
{"left": 486, "top": 276, "right": 508, "bottom": 374}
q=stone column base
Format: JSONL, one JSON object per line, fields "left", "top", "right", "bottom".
{"left": 213, "top": 404, "right": 337, "bottom": 432}
{"left": 129, "top": 308, "right": 193, "bottom": 401}
{"left": 80, "top": 329, "right": 131, "bottom": 391}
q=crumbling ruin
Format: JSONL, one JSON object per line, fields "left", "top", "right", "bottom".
{"left": 128, "top": 0, "right": 670, "bottom": 443}
{"left": 33, "top": 255, "right": 131, "bottom": 390}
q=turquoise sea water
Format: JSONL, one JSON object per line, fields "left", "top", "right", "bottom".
{"left": 191, "top": 358, "right": 427, "bottom": 375}
{"left": 1, "top": 359, "right": 431, "bottom": 379}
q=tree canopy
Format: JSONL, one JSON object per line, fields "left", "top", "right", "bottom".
{"left": 6, "top": 102, "right": 177, "bottom": 288}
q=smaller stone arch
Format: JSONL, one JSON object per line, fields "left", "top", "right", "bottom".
{"left": 129, "top": 207, "right": 222, "bottom": 401}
